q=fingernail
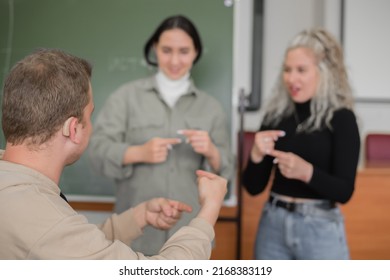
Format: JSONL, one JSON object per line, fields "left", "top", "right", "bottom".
{"left": 280, "top": 131, "right": 286, "bottom": 137}
{"left": 177, "top": 130, "right": 184, "bottom": 135}
{"left": 167, "top": 144, "right": 172, "bottom": 150}
{"left": 273, "top": 158, "right": 278, "bottom": 164}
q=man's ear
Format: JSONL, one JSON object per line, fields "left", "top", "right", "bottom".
{"left": 62, "top": 118, "right": 72, "bottom": 137}
{"left": 62, "top": 117, "right": 79, "bottom": 142}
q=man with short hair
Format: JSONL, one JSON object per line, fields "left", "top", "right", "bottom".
{"left": 0, "top": 48, "right": 227, "bottom": 259}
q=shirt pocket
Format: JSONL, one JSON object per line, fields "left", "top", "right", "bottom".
{"left": 126, "top": 116, "right": 165, "bottom": 145}
{"left": 184, "top": 116, "right": 212, "bottom": 132}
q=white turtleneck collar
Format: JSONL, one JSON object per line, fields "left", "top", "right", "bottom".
{"left": 155, "top": 70, "right": 190, "bottom": 108}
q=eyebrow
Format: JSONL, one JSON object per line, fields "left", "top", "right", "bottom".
{"left": 161, "top": 45, "right": 191, "bottom": 50}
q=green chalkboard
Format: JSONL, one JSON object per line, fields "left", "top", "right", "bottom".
{"left": 0, "top": 0, "right": 233, "bottom": 196}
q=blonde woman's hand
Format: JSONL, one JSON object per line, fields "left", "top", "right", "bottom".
{"left": 251, "top": 130, "right": 285, "bottom": 163}
{"left": 269, "top": 149, "right": 313, "bottom": 183}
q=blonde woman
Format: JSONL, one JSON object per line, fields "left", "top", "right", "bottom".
{"left": 243, "top": 28, "right": 360, "bottom": 260}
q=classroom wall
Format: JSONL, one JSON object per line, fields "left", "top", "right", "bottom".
{"left": 1, "top": 0, "right": 388, "bottom": 196}
{"left": 343, "top": 0, "right": 390, "bottom": 165}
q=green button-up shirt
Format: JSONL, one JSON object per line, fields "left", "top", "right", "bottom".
{"left": 88, "top": 75, "right": 233, "bottom": 255}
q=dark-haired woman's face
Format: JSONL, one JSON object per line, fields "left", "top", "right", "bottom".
{"left": 154, "top": 28, "right": 197, "bottom": 80}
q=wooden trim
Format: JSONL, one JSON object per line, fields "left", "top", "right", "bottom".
{"left": 69, "top": 201, "right": 113, "bottom": 212}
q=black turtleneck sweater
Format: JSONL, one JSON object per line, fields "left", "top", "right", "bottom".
{"left": 243, "top": 101, "right": 360, "bottom": 203}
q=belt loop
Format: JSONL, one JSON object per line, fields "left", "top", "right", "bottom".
{"left": 269, "top": 194, "right": 277, "bottom": 208}
{"left": 300, "top": 203, "right": 309, "bottom": 216}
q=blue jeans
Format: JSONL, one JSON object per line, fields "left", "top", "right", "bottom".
{"left": 254, "top": 196, "right": 349, "bottom": 260}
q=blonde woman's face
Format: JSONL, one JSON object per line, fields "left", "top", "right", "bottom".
{"left": 154, "top": 28, "right": 197, "bottom": 80}
{"left": 283, "top": 47, "right": 319, "bottom": 103}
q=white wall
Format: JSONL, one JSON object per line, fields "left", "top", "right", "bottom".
{"left": 232, "top": 0, "right": 390, "bottom": 167}
{"left": 344, "top": 0, "right": 390, "bottom": 100}
{"left": 343, "top": 0, "right": 390, "bottom": 164}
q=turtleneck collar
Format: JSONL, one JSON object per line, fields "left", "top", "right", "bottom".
{"left": 294, "top": 99, "right": 311, "bottom": 119}
{"left": 155, "top": 70, "right": 191, "bottom": 108}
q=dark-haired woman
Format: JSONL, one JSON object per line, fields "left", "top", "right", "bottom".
{"left": 88, "top": 15, "right": 233, "bottom": 255}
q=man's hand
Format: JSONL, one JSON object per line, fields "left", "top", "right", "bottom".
{"left": 133, "top": 198, "right": 192, "bottom": 230}
{"left": 195, "top": 170, "right": 227, "bottom": 226}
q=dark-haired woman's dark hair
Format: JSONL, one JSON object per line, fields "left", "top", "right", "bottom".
{"left": 144, "top": 15, "right": 203, "bottom": 66}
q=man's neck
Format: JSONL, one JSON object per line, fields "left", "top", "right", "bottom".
{"left": 2, "top": 143, "right": 64, "bottom": 185}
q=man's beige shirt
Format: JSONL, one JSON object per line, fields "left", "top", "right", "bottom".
{"left": 0, "top": 150, "right": 214, "bottom": 259}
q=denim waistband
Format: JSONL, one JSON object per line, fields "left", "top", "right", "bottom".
{"left": 269, "top": 194, "right": 336, "bottom": 213}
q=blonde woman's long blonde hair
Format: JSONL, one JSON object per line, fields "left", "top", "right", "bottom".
{"left": 262, "top": 28, "right": 354, "bottom": 132}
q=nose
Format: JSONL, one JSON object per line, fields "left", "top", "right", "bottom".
{"left": 170, "top": 52, "right": 180, "bottom": 65}
{"left": 285, "top": 71, "right": 296, "bottom": 84}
